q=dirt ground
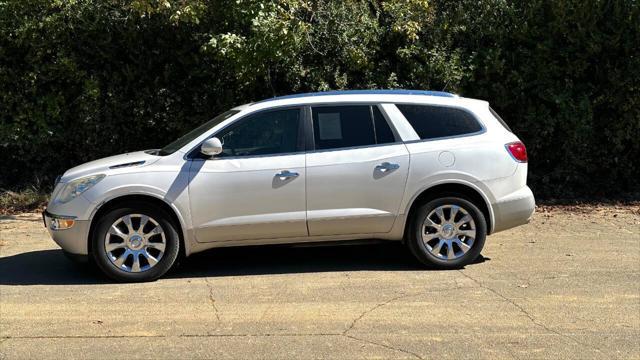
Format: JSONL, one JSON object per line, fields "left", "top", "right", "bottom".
{"left": 0, "top": 205, "right": 639, "bottom": 359}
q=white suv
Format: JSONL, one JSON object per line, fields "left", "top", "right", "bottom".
{"left": 44, "top": 90, "right": 535, "bottom": 282}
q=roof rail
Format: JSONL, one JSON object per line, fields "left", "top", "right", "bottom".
{"left": 256, "top": 89, "right": 457, "bottom": 103}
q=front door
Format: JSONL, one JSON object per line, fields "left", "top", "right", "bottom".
{"left": 189, "top": 107, "right": 308, "bottom": 242}
{"left": 306, "top": 105, "right": 410, "bottom": 236}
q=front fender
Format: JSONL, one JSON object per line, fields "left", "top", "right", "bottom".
{"left": 81, "top": 172, "right": 194, "bottom": 256}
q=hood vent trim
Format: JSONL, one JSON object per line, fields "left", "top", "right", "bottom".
{"left": 109, "top": 160, "right": 146, "bottom": 169}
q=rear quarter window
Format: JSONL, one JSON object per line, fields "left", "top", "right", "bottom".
{"left": 396, "top": 104, "right": 483, "bottom": 140}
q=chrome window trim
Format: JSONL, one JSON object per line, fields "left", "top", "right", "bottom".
{"left": 190, "top": 139, "right": 403, "bottom": 160}
{"left": 190, "top": 150, "right": 307, "bottom": 161}
{"left": 304, "top": 140, "right": 406, "bottom": 155}
{"left": 401, "top": 129, "right": 487, "bottom": 145}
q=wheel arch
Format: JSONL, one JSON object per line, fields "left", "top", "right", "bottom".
{"left": 88, "top": 194, "right": 188, "bottom": 259}
{"left": 404, "top": 182, "right": 494, "bottom": 236}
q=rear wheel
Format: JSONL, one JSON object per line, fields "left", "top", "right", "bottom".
{"left": 91, "top": 203, "right": 179, "bottom": 282}
{"left": 407, "top": 197, "right": 486, "bottom": 269}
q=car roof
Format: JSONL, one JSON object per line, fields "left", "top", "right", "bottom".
{"left": 230, "top": 89, "right": 487, "bottom": 112}
{"left": 255, "top": 89, "right": 457, "bottom": 103}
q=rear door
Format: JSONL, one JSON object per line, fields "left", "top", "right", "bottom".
{"left": 305, "top": 104, "right": 410, "bottom": 236}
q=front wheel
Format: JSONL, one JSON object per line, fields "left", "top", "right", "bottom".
{"left": 91, "top": 203, "right": 180, "bottom": 282}
{"left": 407, "top": 197, "right": 486, "bottom": 269}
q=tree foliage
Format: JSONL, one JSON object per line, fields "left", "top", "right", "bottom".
{"left": 1, "top": 0, "right": 638, "bottom": 198}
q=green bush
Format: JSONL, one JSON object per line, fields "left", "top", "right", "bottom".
{"left": 1, "top": 0, "right": 638, "bottom": 199}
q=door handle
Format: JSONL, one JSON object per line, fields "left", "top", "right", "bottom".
{"left": 375, "top": 162, "right": 400, "bottom": 172}
{"left": 275, "top": 170, "right": 299, "bottom": 180}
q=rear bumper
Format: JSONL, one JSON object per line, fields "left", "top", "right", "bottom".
{"left": 43, "top": 210, "right": 90, "bottom": 255}
{"left": 491, "top": 186, "right": 535, "bottom": 233}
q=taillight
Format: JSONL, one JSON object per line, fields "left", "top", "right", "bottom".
{"left": 505, "top": 141, "right": 528, "bottom": 162}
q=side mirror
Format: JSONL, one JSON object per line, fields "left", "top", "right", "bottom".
{"left": 200, "top": 137, "right": 223, "bottom": 156}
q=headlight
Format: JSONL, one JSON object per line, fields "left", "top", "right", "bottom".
{"left": 54, "top": 174, "right": 105, "bottom": 204}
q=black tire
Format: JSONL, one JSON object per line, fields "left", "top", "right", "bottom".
{"left": 91, "top": 202, "right": 180, "bottom": 282}
{"left": 407, "top": 196, "right": 486, "bottom": 269}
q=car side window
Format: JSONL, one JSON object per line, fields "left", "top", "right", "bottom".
{"left": 372, "top": 106, "right": 396, "bottom": 144}
{"left": 396, "top": 104, "right": 483, "bottom": 140}
{"left": 311, "top": 105, "right": 396, "bottom": 150}
{"left": 215, "top": 108, "right": 301, "bottom": 157}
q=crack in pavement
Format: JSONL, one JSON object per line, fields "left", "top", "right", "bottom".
{"left": 204, "top": 278, "right": 221, "bottom": 322}
{"left": 343, "top": 334, "right": 424, "bottom": 359}
{"left": 341, "top": 292, "right": 435, "bottom": 359}
{"left": 340, "top": 286, "right": 469, "bottom": 359}
{"left": 342, "top": 293, "right": 415, "bottom": 336}
{"left": 457, "top": 270, "right": 613, "bottom": 359}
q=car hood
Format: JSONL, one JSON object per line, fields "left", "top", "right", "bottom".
{"left": 60, "top": 150, "right": 161, "bottom": 182}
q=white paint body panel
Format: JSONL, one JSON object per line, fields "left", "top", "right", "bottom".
{"left": 44, "top": 93, "right": 535, "bottom": 257}
{"left": 306, "top": 144, "right": 409, "bottom": 235}
{"left": 188, "top": 155, "right": 307, "bottom": 242}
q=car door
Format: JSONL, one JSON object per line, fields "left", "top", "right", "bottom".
{"left": 188, "top": 107, "right": 308, "bottom": 242}
{"left": 306, "top": 104, "right": 410, "bottom": 236}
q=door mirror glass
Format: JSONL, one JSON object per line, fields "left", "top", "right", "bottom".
{"left": 200, "top": 137, "right": 223, "bottom": 156}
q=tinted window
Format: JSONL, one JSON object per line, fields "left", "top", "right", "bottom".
{"left": 312, "top": 105, "right": 396, "bottom": 150}
{"left": 396, "top": 104, "right": 482, "bottom": 140}
{"left": 372, "top": 106, "right": 396, "bottom": 144}
{"left": 215, "top": 108, "right": 301, "bottom": 157}
{"left": 160, "top": 110, "right": 238, "bottom": 155}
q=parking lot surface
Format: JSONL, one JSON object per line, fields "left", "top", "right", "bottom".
{"left": 1, "top": 205, "right": 639, "bottom": 359}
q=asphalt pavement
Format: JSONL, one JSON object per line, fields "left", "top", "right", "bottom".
{"left": 0, "top": 206, "right": 638, "bottom": 359}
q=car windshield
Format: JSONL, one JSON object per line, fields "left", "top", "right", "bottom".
{"left": 158, "top": 110, "right": 239, "bottom": 155}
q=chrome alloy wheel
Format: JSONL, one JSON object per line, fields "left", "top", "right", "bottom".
{"left": 104, "top": 214, "right": 166, "bottom": 272}
{"left": 421, "top": 205, "right": 476, "bottom": 260}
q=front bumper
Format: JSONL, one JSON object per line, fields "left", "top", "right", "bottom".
{"left": 43, "top": 210, "right": 90, "bottom": 255}
{"left": 491, "top": 186, "right": 535, "bottom": 233}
